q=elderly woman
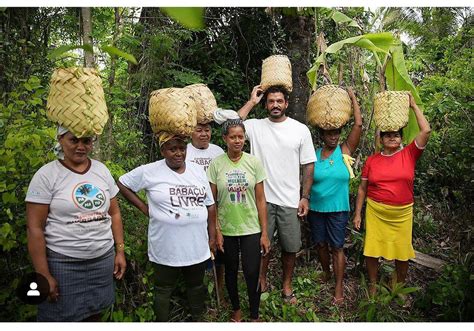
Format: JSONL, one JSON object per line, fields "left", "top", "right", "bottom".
{"left": 308, "top": 88, "right": 362, "bottom": 305}
{"left": 26, "top": 126, "right": 126, "bottom": 322}
{"left": 207, "top": 119, "right": 270, "bottom": 322}
{"left": 353, "top": 93, "right": 431, "bottom": 294}
{"left": 117, "top": 134, "right": 216, "bottom": 322}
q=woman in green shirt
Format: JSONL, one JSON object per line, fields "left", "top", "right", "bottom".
{"left": 207, "top": 119, "right": 270, "bottom": 322}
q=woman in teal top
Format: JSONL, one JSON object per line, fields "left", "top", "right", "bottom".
{"left": 207, "top": 119, "right": 270, "bottom": 322}
{"left": 308, "top": 87, "right": 362, "bottom": 305}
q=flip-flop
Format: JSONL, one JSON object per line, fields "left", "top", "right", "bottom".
{"left": 282, "top": 291, "right": 297, "bottom": 305}
{"left": 331, "top": 296, "right": 344, "bottom": 306}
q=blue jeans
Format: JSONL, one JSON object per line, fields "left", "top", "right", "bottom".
{"left": 308, "top": 211, "right": 349, "bottom": 249}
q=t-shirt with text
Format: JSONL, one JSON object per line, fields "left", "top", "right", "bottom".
{"left": 207, "top": 153, "right": 266, "bottom": 236}
{"left": 25, "top": 159, "right": 119, "bottom": 259}
{"left": 119, "top": 160, "right": 214, "bottom": 267}
{"left": 186, "top": 143, "right": 224, "bottom": 172}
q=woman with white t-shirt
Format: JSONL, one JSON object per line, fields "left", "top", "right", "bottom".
{"left": 118, "top": 135, "right": 217, "bottom": 322}
{"left": 26, "top": 126, "right": 126, "bottom": 322}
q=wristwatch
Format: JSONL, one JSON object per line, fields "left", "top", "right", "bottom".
{"left": 301, "top": 194, "right": 310, "bottom": 201}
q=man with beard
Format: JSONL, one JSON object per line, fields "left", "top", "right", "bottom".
{"left": 237, "top": 85, "right": 315, "bottom": 304}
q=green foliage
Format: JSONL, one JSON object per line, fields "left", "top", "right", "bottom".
{"left": 161, "top": 7, "right": 205, "bottom": 30}
{"left": 0, "top": 75, "right": 55, "bottom": 321}
{"left": 0, "top": 6, "right": 472, "bottom": 323}
{"left": 416, "top": 263, "right": 474, "bottom": 321}
{"left": 358, "top": 275, "right": 420, "bottom": 322}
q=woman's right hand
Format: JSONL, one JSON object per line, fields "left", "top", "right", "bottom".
{"left": 216, "top": 230, "right": 224, "bottom": 253}
{"left": 353, "top": 214, "right": 362, "bottom": 231}
{"left": 46, "top": 274, "right": 59, "bottom": 302}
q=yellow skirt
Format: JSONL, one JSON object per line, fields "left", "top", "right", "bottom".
{"left": 363, "top": 198, "right": 415, "bottom": 261}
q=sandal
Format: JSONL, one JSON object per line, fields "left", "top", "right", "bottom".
{"left": 282, "top": 291, "right": 297, "bottom": 305}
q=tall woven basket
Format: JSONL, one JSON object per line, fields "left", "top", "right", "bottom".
{"left": 149, "top": 88, "right": 197, "bottom": 137}
{"left": 183, "top": 84, "right": 217, "bottom": 124}
{"left": 47, "top": 67, "right": 108, "bottom": 138}
{"left": 307, "top": 85, "right": 352, "bottom": 130}
{"left": 260, "top": 55, "right": 293, "bottom": 92}
{"left": 374, "top": 91, "right": 409, "bottom": 131}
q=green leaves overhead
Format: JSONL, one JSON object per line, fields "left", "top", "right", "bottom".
{"left": 160, "top": 7, "right": 205, "bottom": 30}
{"left": 307, "top": 32, "right": 397, "bottom": 90}
{"left": 47, "top": 44, "right": 93, "bottom": 60}
{"left": 385, "top": 45, "right": 422, "bottom": 142}
{"left": 331, "top": 10, "right": 361, "bottom": 29}
{"left": 307, "top": 31, "right": 423, "bottom": 143}
{"left": 101, "top": 45, "right": 137, "bottom": 65}
{"left": 48, "top": 44, "right": 137, "bottom": 65}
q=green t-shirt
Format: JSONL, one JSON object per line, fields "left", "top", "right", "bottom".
{"left": 207, "top": 152, "right": 266, "bottom": 236}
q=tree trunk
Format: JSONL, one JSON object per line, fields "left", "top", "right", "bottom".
{"left": 81, "top": 7, "right": 94, "bottom": 68}
{"left": 281, "top": 14, "right": 314, "bottom": 124}
{"left": 101, "top": 7, "right": 123, "bottom": 161}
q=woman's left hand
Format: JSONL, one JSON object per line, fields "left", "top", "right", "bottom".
{"left": 260, "top": 234, "right": 270, "bottom": 256}
{"left": 114, "top": 252, "right": 127, "bottom": 280}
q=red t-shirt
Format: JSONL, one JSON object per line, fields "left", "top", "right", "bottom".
{"left": 361, "top": 141, "right": 425, "bottom": 206}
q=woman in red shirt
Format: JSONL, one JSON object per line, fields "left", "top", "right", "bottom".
{"left": 353, "top": 93, "right": 431, "bottom": 295}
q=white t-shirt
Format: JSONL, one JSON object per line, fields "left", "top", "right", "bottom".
{"left": 25, "top": 160, "right": 119, "bottom": 259}
{"left": 119, "top": 160, "right": 214, "bottom": 267}
{"left": 244, "top": 117, "right": 316, "bottom": 208}
{"left": 186, "top": 143, "right": 224, "bottom": 172}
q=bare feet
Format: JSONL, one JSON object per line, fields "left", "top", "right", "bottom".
{"left": 331, "top": 296, "right": 344, "bottom": 306}
{"left": 230, "top": 309, "right": 242, "bottom": 322}
{"left": 282, "top": 291, "right": 297, "bottom": 305}
{"left": 369, "top": 282, "right": 377, "bottom": 297}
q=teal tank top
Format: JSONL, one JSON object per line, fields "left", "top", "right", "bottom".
{"left": 309, "top": 145, "right": 350, "bottom": 212}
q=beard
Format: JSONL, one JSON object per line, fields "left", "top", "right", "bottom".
{"left": 268, "top": 107, "right": 286, "bottom": 119}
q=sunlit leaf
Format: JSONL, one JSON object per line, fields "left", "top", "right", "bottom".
{"left": 331, "top": 10, "right": 361, "bottom": 29}
{"left": 47, "top": 44, "right": 93, "bottom": 60}
{"left": 101, "top": 45, "right": 137, "bottom": 65}
{"left": 161, "top": 7, "right": 204, "bottom": 30}
{"left": 385, "top": 44, "right": 423, "bottom": 143}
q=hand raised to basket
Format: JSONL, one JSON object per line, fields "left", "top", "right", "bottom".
{"left": 408, "top": 92, "right": 417, "bottom": 108}
{"left": 250, "top": 85, "right": 264, "bottom": 105}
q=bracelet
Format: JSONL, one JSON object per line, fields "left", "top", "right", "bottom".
{"left": 115, "top": 243, "right": 125, "bottom": 251}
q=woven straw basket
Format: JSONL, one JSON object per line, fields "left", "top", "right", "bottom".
{"left": 46, "top": 67, "right": 108, "bottom": 138}
{"left": 260, "top": 55, "right": 293, "bottom": 92}
{"left": 307, "top": 85, "right": 352, "bottom": 130}
{"left": 374, "top": 91, "right": 409, "bottom": 131}
{"left": 183, "top": 84, "right": 217, "bottom": 124}
{"left": 149, "top": 88, "right": 197, "bottom": 136}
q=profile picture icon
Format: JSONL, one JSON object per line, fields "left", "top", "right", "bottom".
{"left": 17, "top": 272, "right": 49, "bottom": 305}
{"left": 27, "top": 282, "right": 41, "bottom": 297}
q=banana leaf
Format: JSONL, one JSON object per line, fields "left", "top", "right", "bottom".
{"left": 307, "top": 32, "right": 397, "bottom": 90}
{"left": 385, "top": 45, "right": 422, "bottom": 143}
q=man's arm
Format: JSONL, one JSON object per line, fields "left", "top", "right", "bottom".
{"left": 237, "top": 85, "right": 264, "bottom": 120}
{"left": 297, "top": 162, "right": 314, "bottom": 217}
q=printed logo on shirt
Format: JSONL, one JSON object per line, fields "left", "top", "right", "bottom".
{"left": 190, "top": 157, "right": 212, "bottom": 171}
{"left": 169, "top": 185, "right": 207, "bottom": 211}
{"left": 72, "top": 182, "right": 106, "bottom": 210}
{"left": 226, "top": 169, "right": 249, "bottom": 204}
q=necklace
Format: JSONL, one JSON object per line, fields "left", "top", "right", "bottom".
{"left": 321, "top": 148, "right": 335, "bottom": 166}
